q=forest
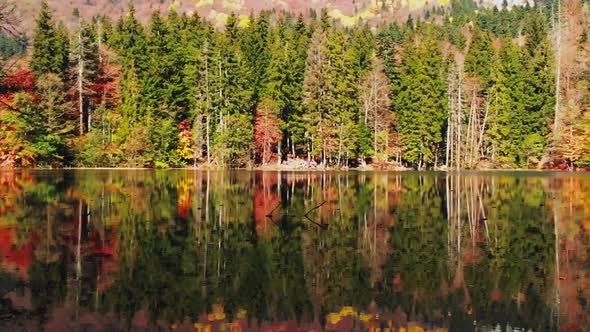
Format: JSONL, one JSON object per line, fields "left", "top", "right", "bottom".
{"left": 0, "top": 0, "right": 589, "bottom": 169}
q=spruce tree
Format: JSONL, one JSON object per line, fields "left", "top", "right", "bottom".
{"left": 327, "top": 29, "right": 359, "bottom": 165}
{"left": 72, "top": 20, "right": 99, "bottom": 135}
{"left": 30, "top": 2, "right": 69, "bottom": 79}
{"left": 395, "top": 28, "right": 447, "bottom": 168}
{"left": 465, "top": 28, "right": 493, "bottom": 88}
{"left": 302, "top": 27, "right": 330, "bottom": 163}
{"left": 519, "top": 13, "right": 555, "bottom": 166}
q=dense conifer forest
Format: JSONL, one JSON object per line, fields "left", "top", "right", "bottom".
{"left": 0, "top": 0, "right": 589, "bottom": 169}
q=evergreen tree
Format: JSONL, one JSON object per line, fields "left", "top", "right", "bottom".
{"left": 210, "top": 15, "right": 255, "bottom": 166}
{"left": 109, "top": 5, "right": 145, "bottom": 67}
{"left": 486, "top": 40, "right": 521, "bottom": 165}
{"left": 465, "top": 28, "right": 493, "bottom": 88}
{"left": 519, "top": 13, "right": 555, "bottom": 166}
{"left": 327, "top": 29, "right": 360, "bottom": 165}
{"left": 72, "top": 20, "right": 99, "bottom": 135}
{"left": 30, "top": 2, "right": 69, "bottom": 79}
{"left": 0, "top": 93, "right": 46, "bottom": 167}
{"left": 302, "top": 27, "right": 330, "bottom": 163}
{"left": 394, "top": 29, "right": 447, "bottom": 168}
{"left": 242, "top": 11, "right": 271, "bottom": 97}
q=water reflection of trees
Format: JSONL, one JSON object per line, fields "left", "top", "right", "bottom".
{"left": 0, "top": 170, "right": 589, "bottom": 330}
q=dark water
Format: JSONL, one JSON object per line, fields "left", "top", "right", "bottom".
{"left": 0, "top": 170, "right": 589, "bottom": 331}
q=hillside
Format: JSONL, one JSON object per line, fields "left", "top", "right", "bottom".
{"left": 9, "top": 0, "right": 520, "bottom": 32}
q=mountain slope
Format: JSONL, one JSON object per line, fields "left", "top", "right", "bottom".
{"left": 12, "top": 0, "right": 445, "bottom": 31}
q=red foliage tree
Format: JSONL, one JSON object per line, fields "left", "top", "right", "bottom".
{"left": 176, "top": 119, "right": 194, "bottom": 164}
{"left": 90, "top": 63, "right": 120, "bottom": 109}
{"left": 254, "top": 98, "right": 282, "bottom": 165}
{"left": 2, "top": 70, "right": 35, "bottom": 91}
{"left": 0, "top": 69, "right": 36, "bottom": 109}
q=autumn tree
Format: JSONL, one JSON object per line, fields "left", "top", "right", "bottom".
{"left": 0, "top": 93, "right": 42, "bottom": 167}
{"left": 361, "top": 56, "right": 392, "bottom": 162}
{"left": 254, "top": 97, "right": 282, "bottom": 165}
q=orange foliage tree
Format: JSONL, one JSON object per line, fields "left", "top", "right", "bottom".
{"left": 254, "top": 97, "right": 282, "bottom": 165}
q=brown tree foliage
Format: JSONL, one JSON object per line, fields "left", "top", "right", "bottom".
{"left": 254, "top": 97, "right": 281, "bottom": 165}
{"left": 360, "top": 56, "right": 392, "bottom": 161}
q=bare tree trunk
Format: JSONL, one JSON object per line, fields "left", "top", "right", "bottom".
{"left": 97, "top": 20, "right": 102, "bottom": 63}
{"left": 78, "top": 26, "right": 85, "bottom": 136}
{"left": 218, "top": 50, "right": 224, "bottom": 131}
{"left": 385, "top": 133, "right": 389, "bottom": 162}
{"left": 553, "top": 0, "right": 562, "bottom": 136}
{"left": 468, "top": 93, "right": 478, "bottom": 168}
{"left": 322, "top": 140, "right": 326, "bottom": 167}
{"left": 338, "top": 125, "right": 343, "bottom": 166}
{"left": 445, "top": 113, "right": 451, "bottom": 168}
{"left": 206, "top": 116, "right": 211, "bottom": 164}
{"left": 307, "top": 138, "right": 311, "bottom": 163}
{"left": 374, "top": 118, "right": 378, "bottom": 160}
{"left": 456, "top": 70, "right": 462, "bottom": 171}
{"left": 463, "top": 97, "right": 473, "bottom": 167}
{"left": 204, "top": 44, "right": 211, "bottom": 165}
{"left": 478, "top": 99, "right": 490, "bottom": 159}
{"left": 447, "top": 69, "right": 456, "bottom": 169}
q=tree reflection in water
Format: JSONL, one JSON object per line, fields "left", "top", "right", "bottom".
{"left": 0, "top": 170, "right": 589, "bottom": 331}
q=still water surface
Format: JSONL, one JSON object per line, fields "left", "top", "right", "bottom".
{"left": 1, "top": 170, "right": 589, "bottom": 331}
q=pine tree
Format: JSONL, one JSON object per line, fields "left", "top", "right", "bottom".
{"left": 181, "top": 15, "right": 213, "bottom": 164}
{"left": 486, "top": 40, "right": 520, "bottom": 165}
{"left": 109, "top": 5, "right": 145, "bottom": 68}
{"left": 242, "top": 11, "right": 271, "bottom": 97}
{"left": 211, "top": 15, "right": 255, "bottom": 166}
{"left": 519, "top": 13, "right": 555, "bottom": 167}
{"left": 72, "top": 20, "right": 99, "bottom": 136}
{"left": 0, "top": 93, "right": 45, "bottom": 167}
{"left": 143, "top": 11, "right": 171, "bottom": 111}
{"left": 395, "top": 29, "right": 447, "bottom": 168}
{"left": 285, "top": 15, "right": 310, "bottom": 157}
{"left": 327, "top": 29, "right": 360, "bottom": 166}
{"left": 465, "top": 28, "right": 493, "bottom": 88}
{"left": 30, "top": 2, "right": 69, "bottom": 80}
{"left": 36, "top": 73, "right": 75, "bottom": 164}
{"left": 302, "top": 27, "right": 330, "bottom": 163}
{"left": 263, "top": 26, "right": 300, "bottom": 160}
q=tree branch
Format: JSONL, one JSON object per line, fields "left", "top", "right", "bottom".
{"left": 303, "top": 201, "right": 326, "bottom": 217}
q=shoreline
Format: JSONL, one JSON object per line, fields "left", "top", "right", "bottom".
{"left": 1, "top": 166, "right": 589, "bottom": 173}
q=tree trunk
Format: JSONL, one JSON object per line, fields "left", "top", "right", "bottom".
{"left": 322, "top": 140, "right": 326, "bottom": 167}
{"left": 206, "top": 116, "right": 211, "bottom": 164}
{"left": 553, "top": 0, "right": 562, "bottom": 136}
{"left": 478, "top": 99, "right": 490, "bottom": 159}
{"left": 374, "top": 119, "right": 378, "bottom": 161}
{"left": 338, "top": 125, "right": 342, "bottom": 166}
{"left": 78, "top": 28, "right": 85, "bottom": 136}
{"left": 457, "top": 70, "right": 462, "bottom": 171}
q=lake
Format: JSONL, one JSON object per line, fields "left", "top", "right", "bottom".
{"left": 0, "top": 170, "right": 589, "bottom": 331}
